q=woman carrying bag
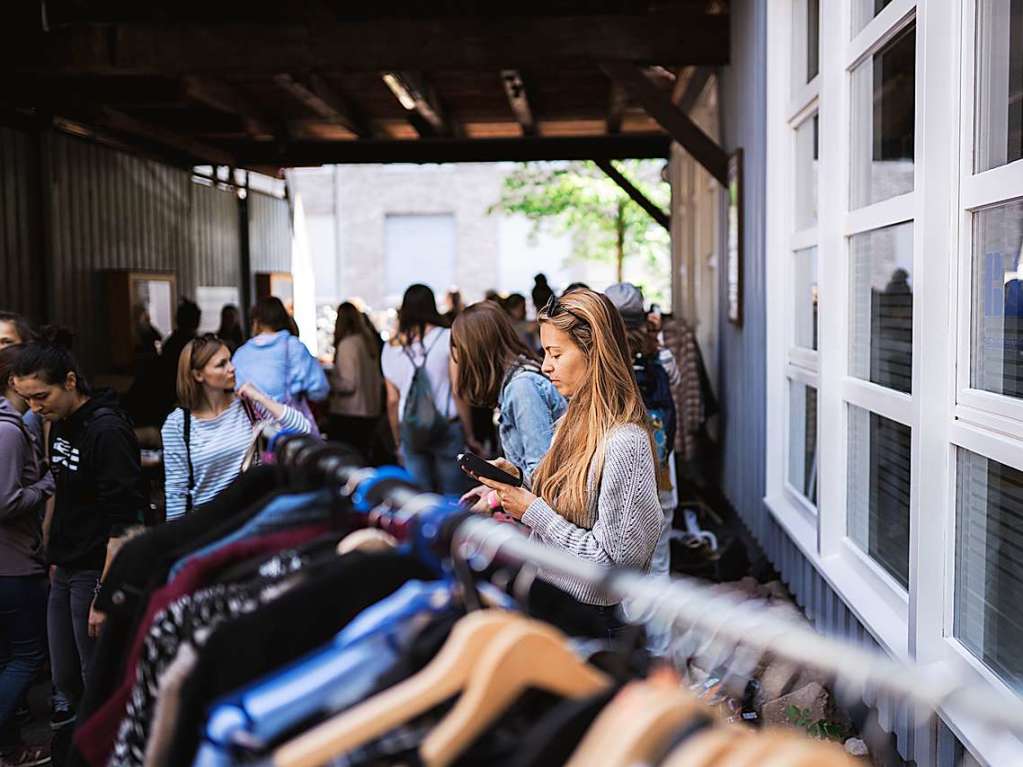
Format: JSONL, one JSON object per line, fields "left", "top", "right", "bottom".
{"left": 161, "top": 335, "right": 310, "bottom": 521}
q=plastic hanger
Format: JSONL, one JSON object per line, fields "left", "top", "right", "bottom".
{"left": 271, "top": 610, "right": 522, "bottom": 767}
{"left": 419, "top": 618, "right": 612, "bottom": 767}
{"left": 564, "top": 675, "right": 705, "bottom": 767}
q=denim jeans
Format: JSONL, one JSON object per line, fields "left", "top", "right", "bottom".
{"left": 48, "top": 567, "right": 100, "bottom": 706}
{"left": 401, "top": 420, "right": 473, "bottom": 496}
{"left": 0, "top": 575, "right": 47, "bottom": 748}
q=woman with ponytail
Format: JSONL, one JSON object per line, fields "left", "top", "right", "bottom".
{"left": 469, "top": 289, "right": 662, "bottom": 618}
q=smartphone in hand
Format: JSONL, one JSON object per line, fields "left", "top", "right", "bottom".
{"left": 457, "top": 452, "right": 522, "bottom": 487}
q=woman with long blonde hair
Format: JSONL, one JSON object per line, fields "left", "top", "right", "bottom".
{"left": 471, "top": 288, "right": 662, "bottom": 616}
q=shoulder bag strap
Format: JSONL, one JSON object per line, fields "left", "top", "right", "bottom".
{"left": 182, "top": 409, "right": 194, "bottom": 514}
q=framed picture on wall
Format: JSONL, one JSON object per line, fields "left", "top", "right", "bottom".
{"left": 726, "top": 149, "right": 743, "bottom": 326}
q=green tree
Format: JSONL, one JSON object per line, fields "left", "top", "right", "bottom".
{"left": 489, "top": 160, "right": 670, "bottom": 298}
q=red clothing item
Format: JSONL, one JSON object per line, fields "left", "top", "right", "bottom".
{"left": 73, "top": 524, "right": 330, "bottom": 767}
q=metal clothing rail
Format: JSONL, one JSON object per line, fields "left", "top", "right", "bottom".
{"left": 451, "top": 514, "right": 1023, "bottom": 736}
{"left": 270, "top": 435, "right": 1023, "bottom": 738}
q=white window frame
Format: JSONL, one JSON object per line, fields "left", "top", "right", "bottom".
{"left": 769, "top": 0, "right": 1023, "bottom": 763}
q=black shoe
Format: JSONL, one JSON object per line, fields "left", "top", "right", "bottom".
{"left": 49, "top": 707, "right": 74, "bottom": 731}
{"left": 0, "top": 743, "right": 52, "bottom": 767}
{"left": 13, "top": 706, "right": 31, "bottom": 727}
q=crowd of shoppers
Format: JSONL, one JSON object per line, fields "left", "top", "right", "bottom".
{"left": 0, "top": 273, "right": 686, "bottom": 762}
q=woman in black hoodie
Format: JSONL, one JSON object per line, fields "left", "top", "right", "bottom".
{"left": 11, "top": 330, "right": 143, "bottom": 719}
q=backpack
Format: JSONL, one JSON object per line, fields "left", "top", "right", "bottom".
{"left": 399, "top": 333, "right": 449, "bottom": 452}
{"left": 633, "top": 355, "right": 677, "bottom": 472}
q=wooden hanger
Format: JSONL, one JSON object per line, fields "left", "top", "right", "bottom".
{"left": 420, "top": 618, "right": 611, "bottom": 767}
{"left": 716, "top": 730, "right": 794, "bottom": 767}
{"left": 271, "top": 610, "right": 522, "bottom": 767}
{"left": 564, "top": 678, "right": 706, "bottom": 767}
{"left": 660, "top": 726, "right": 754, "bottom": 767}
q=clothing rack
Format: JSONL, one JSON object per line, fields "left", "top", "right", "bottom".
{"left": 451, "top": 515, "right": 1023, "bottom": 736}
{"left": 272, "top": 434, "right": 1023, "bottom": 739}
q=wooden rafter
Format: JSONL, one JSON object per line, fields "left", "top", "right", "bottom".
{"left": 594, "top": 159, "right": 670, "bottom": 231}
{"left": 182, "top": 76, "right": 274, "bottom": 140}
{"left": 273, "top": 73, "right": 374, "bottom": 138}
{"left": 606, "top": 81, "right": 629, "bottom": 134}
{"left": 229, "top": 133, "right": 670, "bottom": 166}
{"left": 601, "top": 62, "right": 727, "bottom": 184}
{"left": 500, "top": 70, "right": 536, "bottom": 136}
{"left": 381, "top": 71, "right": 453, "bottom": 137}
{"left": 677, "top": 66, "right": 713, "bottom": 114}
{"left": 17, "top": 15, "right": 729, "bottom": 75}
{"left": 96, "top": 106, "right": 235, "bottom": 165}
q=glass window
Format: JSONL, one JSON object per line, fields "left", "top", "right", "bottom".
{"left": 970, "top": 199, "right": 1023, "bottom": 400}
{"left": 794, "top": 246, "right": 819, "bottom": 350}
{"left": 849, "top": 223, "right": 914, "bottom": 393}
{"left": 975, "top": 0, "right": 1023, "bottom": 172}
{"left": 789, "top": 381, "right": 819, "bottom": 505}
{"left": 807, "top": 0, "right": 820, "bottom": 82}
{"left": 850, "top": 24, "right": 916, "bottom": 208}
{"left": 848, "top": 405, "right": 911, "bottom": 588}
{"left": 955, "top": 449, "right": 1023, "bottom": 690}
{"left": 852, "top": 0, "right": 896, "bottom": 35}
{"left": 794, "top": 114, "right": 819, "bottom": 230}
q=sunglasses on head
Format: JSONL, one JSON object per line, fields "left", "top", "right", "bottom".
{"left": 541, "top": 294, "right": 588, "bottom": 326}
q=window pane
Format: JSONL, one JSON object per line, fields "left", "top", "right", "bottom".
{"left": 794, "top": 114, "right": 819, "bottom": 230}
{"left": 955, "top": 449, "right": 1023, "bottom": 690}
{"left": 794, "top": 246, "right": 819, "bottom": 350}
{"left": 849, "top": 223, "right": 914, "bottom": 393}
{"left": 971, "top": 199, "right": 1023, "bottom": 399}
{"left": 852, "top": 0, "right": 895, "bottom": 35}
{"left": 848, "top": 406, "right": 911, "bottom": 589}
{"left": 788, "top": 381, "right": 818, "bottom": 505}
{"left": 975, "top": 0, "right": 1023, "bottom": 172}
{"left": 850, "top": 24, "right": 916, "bottom": 208}
{"left": 807, "top": 0, "right": 820, "bottom": 82}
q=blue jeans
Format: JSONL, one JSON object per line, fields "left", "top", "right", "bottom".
{"left": 48, "top": 567, "right": 100, "bottom": 707}
{"left": 0, "top": 575, "right": 47, "bottom": 748}
{"left": 402, "top": 421, "right": 473, "bottom": 496}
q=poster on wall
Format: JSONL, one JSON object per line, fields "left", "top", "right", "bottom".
{"left": 196, "top": 286, "right": 242, "bottom": 334}
{"left": 727, "top": 149, "right": 743, "bottom": 327}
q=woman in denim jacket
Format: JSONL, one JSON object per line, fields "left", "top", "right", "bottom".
{"left": 451, "top": 301, "right": 565, "bottom": 511}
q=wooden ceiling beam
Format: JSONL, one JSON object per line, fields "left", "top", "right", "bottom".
{"left": 228, "top": 133, "right": 671, "bottom": 166}
{"left": 182, "top": 76, "right": 274, "bottom": 140}
{"left": 594, "top": 159, "right": 669, "bottom": 231}
{"left": 94, "top": 106, "right": 235, "bottom": 165}
{"left": 381, "top": 71, "right": 453, "bottom": 138}
{"left": 606, "top": 81, "right": 628, "bottom": 134}
{"left": 272, "top": 72, "right": 374, "bottom": 138}
{"left": 500, "top": 69, "right": 536, "bottom": 136}
{"left": 676, "top": 66, "right": 714, "bottom": 114}
{"left": 601, "top": 61, "right": 727, "bottom": 184}
{"left": 16, "top": 14, "right": 729, "bottom": 75}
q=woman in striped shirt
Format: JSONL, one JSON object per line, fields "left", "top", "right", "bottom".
{"left": 161, "top": 334, "right": 309, "bottom": 521}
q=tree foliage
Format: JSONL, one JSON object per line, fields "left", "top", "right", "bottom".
{"left": 490, "top": 160, "right": 670, "bottom": 297}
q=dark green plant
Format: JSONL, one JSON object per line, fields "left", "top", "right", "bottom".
{"left": 785, "top": 705, "right": 847, "bottom": 741}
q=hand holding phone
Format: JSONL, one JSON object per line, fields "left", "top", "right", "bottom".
{"left": 457, "top": 452, "right": 523, "bottom": 487}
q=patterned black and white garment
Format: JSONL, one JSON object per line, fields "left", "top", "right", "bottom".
{"left": 107, "top": 550, "right": 308, "bottom": 767}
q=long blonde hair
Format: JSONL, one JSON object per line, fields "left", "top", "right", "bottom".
{"left": 531, "top": 289, "right": 653, "bottom": 526}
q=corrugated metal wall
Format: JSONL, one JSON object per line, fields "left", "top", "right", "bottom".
{"left": 0, "top": 125, "right": 43, "bottom": 322}
{"left": 717, "top": 0, "right": 768, "bottom": 541}
{"left": 0, "top": 123, "right": 290, "bottom": 376}
{"left": 248, "top": 189, "right": 291, "bottom": 274}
